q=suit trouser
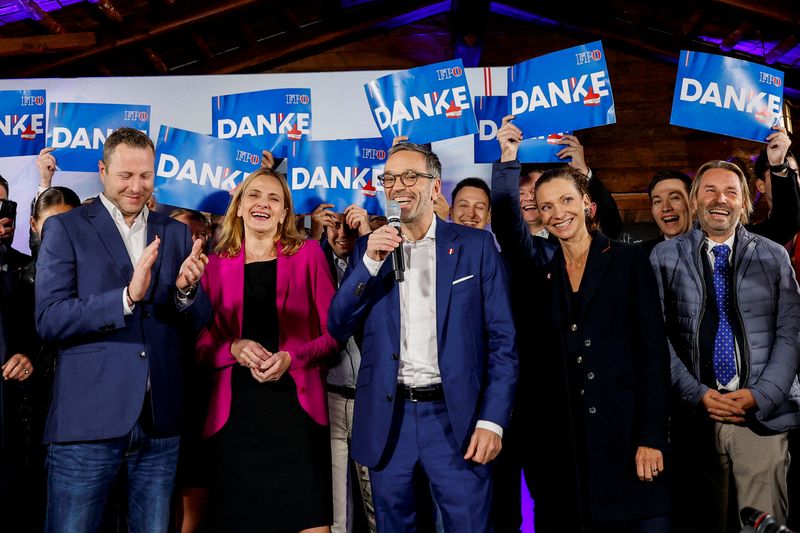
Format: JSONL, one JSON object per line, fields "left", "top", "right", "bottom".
{"left": 328, "top": 390, "right": 376, "bottom": 533}
{"left": 714, "top": 423, "right": 789, "bottom": 527}
{"left": 368, "top": 398, "right": 492, "bottom": 533}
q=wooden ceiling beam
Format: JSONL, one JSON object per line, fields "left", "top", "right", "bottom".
{"left": 17, "top": 0, "right": 260, "bottom": 77}
{"left": 15, "top": 0, "right": 65, "bottom": 34}
{"left": 711, "top": 0, "right": 800, "bottom": 27}
{"left": 190, "top": 32, "right": 214, "bottom": 60}
{"left": 181, "top": 0, "right": 451, "bottom": 75}
{"left": 143, "top": 46, "right": 168, "bottom": 73}
{"left": 0, "top": 32, "right": 95, "bottom": 56}
{"left": 765, "top": 34, "right": 798, "bottom": 64}
{"left": 91, "top": 0, "right": 125, "bottom": 24}
{"left": 680, "top": 8, "right": 706, "bottom": 37}
{"left": 719, "top": 21, "right": 751, "bottom": 52}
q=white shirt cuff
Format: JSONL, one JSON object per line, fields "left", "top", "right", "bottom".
{"left": 362, "top": 254, "right": 385, "bottom": 277}
{"left": 586, "top": 168, "right": 593, "bottom": 180}
{"left": 476, "top": 419, "right": 503, "bottom": 438}
{"left": 122, "top": 287, "right": 134, "bottom": 316}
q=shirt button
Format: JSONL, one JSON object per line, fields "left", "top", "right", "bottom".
{"left": 570, "top": 324, "right": 577, "bottom": 332}
{"left": 576, "top": 356, "right": 583, "bottom": 364}
{"left": 386, "top": 394, "right": 393, "bottom": 401}
{"left": 587, "top": 372, "right": 595, "bottom": 380}
{"left": 143, "top": 311, "right": 151, "bottom": 318}
{"left": 138, "top": 351, "right": 147, "bottom": 359}
{"left": 584, "top": 339, "right": 591, "bottom": 347}
{"left": 588, "top": 407, "right": 597, "bottom": 414}
{"left": 392, "top": 353, "right": 399, "bottom": 360}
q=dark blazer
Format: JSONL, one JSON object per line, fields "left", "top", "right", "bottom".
{"left": 35, "top": 199, "right": 211, "bottom": 443}
{"left": 492, "top": 160, "right": 671, "bottom": 526}
{"left": 327, "top": 219, "right": 518, "bottom": 470}
{"left": 746, "top": 168, "right": 800, "bottom": 246}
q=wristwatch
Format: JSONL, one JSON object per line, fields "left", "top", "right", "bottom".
{"left": 770, "top": 160, "right": 790, "bottom": 174}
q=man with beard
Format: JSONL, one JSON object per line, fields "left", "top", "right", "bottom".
{"left": 650, "top": 160, "right": 800, "bottom": 532}
{"left": 328, "top": 142, "right": 517, "bottom": 531}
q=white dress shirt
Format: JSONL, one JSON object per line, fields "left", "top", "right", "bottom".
{"left": 99, "top": 193, "right": 147, "bottom": 316}
{"left": 363, "top": 216, "right": 503, "bottom": 437}
{"left": 704, "top": 233, "right": 740, "bottom": 391}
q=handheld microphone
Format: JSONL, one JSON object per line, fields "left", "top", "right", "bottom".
{"left": 386, "top": 200, "right": 404, "bottom": 282}
{"left": 741, "top": 507, "right": 796, "bottom": 533}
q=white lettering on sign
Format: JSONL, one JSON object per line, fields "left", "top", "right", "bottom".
{"left": 372, "top": 86, "right": 471, "bottom": 130}
{"left": 510, "top": 71, "right": 610, "bottom": 113}
{"left": 157, "top": 153, "right": 242, "bottom": 190}
{"left": 216, "top": 113, "right": 310, "bottom": 139}
{"left": 679, "top": 78, "right": 781, "bottom": 117}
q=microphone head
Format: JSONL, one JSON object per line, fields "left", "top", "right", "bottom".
{"left": 386, "top": 200, "right": 401, "bottom": 226}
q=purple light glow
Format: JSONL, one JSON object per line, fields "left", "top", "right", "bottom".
{"left": 0, "top": 0, "right": 87, "bottom": 25}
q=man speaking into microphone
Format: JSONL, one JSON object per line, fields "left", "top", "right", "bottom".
{"left": 328, "top": 142, "right": 517, "bottom": 532}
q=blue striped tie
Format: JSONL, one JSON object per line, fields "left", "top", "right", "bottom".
{"left": 712, "top": 244, "right": 736, "bottom": 386}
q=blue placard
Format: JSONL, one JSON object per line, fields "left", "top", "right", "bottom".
{"left": 0, "top": 90, "right": 46, "bottom": 157}
{"left": 670, "top": 51, "right": 783, "bottom": 143}
{"left": 474, "top": 96, "right": 568, "bottom": 164}
{"left": 212, "top": 88, "right": 312, "bottom": 158}
{"left": 46, "top": 102, "right": 150, "bottom": 172}
{"left": 153, "top": 126, "right": 261, "bottom": 215}
{"left": 364, "top": 59, "right": 478, "bottom": 145}
{"left": 287, "top": 138, "right": 387, "bottom": 215}
{"left": 508, "top": 41, "right": 616, "bottom": 138}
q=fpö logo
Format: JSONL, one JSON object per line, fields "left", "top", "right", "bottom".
{"left": 435, "top": 65, "right": 464, "bottom": 81}
{"left": 235, "top": 149, "right": 261, "bottom": 165}
{"left": 123, "top": 110, "right": 149, "bottom": 121}
{"left": 360, "top": 147, "right": 386, "bottom": 160}
{"left": 19, "top": 95, "right": 45, "bottom": 106}
{"left": 759, "top": 72, "right": 782, "bottom": 87}
{"left": 575, "top": 49, "right": 603, "bottom": 66}
{"left": 285, "top": 94, "right": 310, "bottom": 105}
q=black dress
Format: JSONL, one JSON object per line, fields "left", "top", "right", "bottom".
{"left": 211, "top": 260, "right": 332, "bottom": 532}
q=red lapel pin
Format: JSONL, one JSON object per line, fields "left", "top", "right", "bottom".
{"left": 448, "top": 248, "right": 455, "bottom": 255}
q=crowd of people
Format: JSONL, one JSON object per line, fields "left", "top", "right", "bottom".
{"left": 0, "top": 120, "right": 798, "bottom": 533}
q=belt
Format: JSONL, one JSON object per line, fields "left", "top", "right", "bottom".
{"left": 398, "top": 383, "right": 444, "bottom": 402}
{"left": 327, "top": 383, "right": 356, "bottom": 399}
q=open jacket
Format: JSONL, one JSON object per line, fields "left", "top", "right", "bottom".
{"left": 196, "top": 239, "right": 338, "bottom": 438}
{"left": 650, "top": 225, "right": 800, "bottom": 432}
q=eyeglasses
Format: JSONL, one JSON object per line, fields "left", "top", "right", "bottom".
{"left": 377, "top": 170, "right": 435, "bottom": 188}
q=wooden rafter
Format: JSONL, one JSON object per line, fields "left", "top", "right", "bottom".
{"left": 143, "top": 46, "right": 168, "bottom": 73}
{"left": 720, "top": 21, "right": 751, "bottom": 52}
{"left": 17, "top": 0, "right": 260, "bottom": 77}
{"left": 765, "top": 35, "right": 798, "bottom": 64}
{"left": 91, "top": 0, "right": 125, "bottom": 24}
{"left": 680, "top": 9, "right": 706, "bottom": 37}
{"left": 15, "top": 0, "right": 65, "bottom": 34}
{"left": 190, "top": 32, "right": 214, "bottom": 60}
{"left": 181, "top": 0, "right": 452, "bottom": 75}
{"left": 0, "top": 32, "right": 95, "bottom": 56}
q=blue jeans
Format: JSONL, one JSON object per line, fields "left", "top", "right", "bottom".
{"left": 45, "top": 422, "right": 180, "bottom": 533}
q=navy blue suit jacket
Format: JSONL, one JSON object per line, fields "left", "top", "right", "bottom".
{"left": 35, "top": 199, "right": 211, "bottom": 443}
{"left": 328, "top": 219, "right": 518, "bottom": 469}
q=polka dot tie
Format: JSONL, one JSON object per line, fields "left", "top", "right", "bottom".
{"left": 712, "top": 244, "right": 736, "bottom": 386}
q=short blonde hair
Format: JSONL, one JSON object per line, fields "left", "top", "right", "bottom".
{"left": 690, "top": 160, "right": 753, "bottom": 224}
{"left": 215, "top": 169, "right": 304, "bottom": 257}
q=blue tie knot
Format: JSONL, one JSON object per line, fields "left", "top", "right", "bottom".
{"left": 712, "top": 244, "right": 730, "bottom": 261}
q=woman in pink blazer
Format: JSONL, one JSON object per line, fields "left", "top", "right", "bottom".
{"left": 197, "top": 168, "right": 337, "bottom": 533}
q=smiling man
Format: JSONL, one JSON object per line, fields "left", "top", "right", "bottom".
{"left": 449, "top": 177, "right": 491, "bottom": 230}
{"left": 328, "top": 142, "right": 517, "bottom": 532}
{"left": 35, "top": 128, "right": 212, "bottom": 532}
{"left": 650, "top": 160, "right": 800, "bottom": 532}
{"left": 643, "top": 170, "right": 693, "bottom": 253}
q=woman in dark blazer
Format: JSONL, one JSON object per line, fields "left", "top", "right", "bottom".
{"left": 491, "top": 117, "right": 671, "bottom": 533}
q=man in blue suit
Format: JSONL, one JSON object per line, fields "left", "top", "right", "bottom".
{"left": 35, "top": 128, "right": 211, "bottom": 532}
{"left": 328, "top": 142, "right": 517, "bottom": 532}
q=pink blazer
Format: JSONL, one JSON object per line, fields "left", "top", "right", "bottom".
{"left": 196, "top": 239, "right": 338, "bottom": 438}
